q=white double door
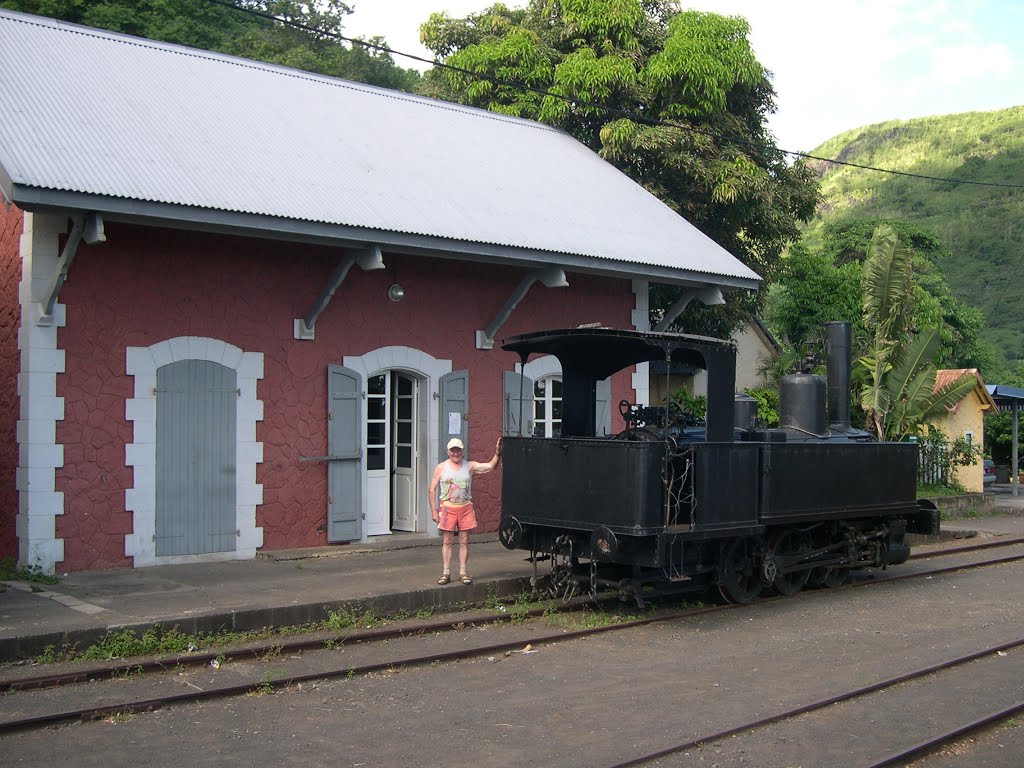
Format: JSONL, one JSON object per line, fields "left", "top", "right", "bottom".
{"left": 365, "top": 371, "right": 418, "bottom": 535}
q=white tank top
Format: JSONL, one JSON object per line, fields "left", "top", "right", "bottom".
{"left": 439, "top": 460, "right": 472, "bottom": 504}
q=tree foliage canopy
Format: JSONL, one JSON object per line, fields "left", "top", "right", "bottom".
{"left": 418, "top": 0, "right": 819, "bottom": 334}
{"left": 766, "top": 218, "right": 994, "bottom": 376}
{"left": 0, "top": 0, "right": 421, "bottom": 91}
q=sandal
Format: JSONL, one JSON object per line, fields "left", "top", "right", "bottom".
{"left": 437, "top": 574, "right": 450, "bottom": 585}
{"left": 460, "top": 574, "right": 472, "bottom": 585}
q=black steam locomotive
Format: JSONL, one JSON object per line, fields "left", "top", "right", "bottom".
{"left": 498, "top": 322, "right": 938, "bottom": 605}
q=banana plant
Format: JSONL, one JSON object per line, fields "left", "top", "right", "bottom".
{"left": 861, "top": 329, "right": 978, "bottom": 440}
{"left": 858, "top": 225, "right": 975, "bottom": 440}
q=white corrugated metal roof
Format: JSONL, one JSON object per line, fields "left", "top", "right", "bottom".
{"left": 0, "top": 9, "right": 760, "bottom": 288}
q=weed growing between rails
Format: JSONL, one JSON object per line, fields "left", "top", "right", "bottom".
{"left": 34, "top": 626, "right": 226, "bottom": 664}
{"left": 30, "top": 601, "right": 455, "bottom": 665}
{"left": 324, "top": 605, "right": 380, "bottom": 631}
{"left": 26, "top": 590, "right": 653, "bottom": 667}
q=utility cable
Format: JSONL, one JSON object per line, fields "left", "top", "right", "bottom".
{"left": 204, "top": 0, "right": 1024, "bottom": 190}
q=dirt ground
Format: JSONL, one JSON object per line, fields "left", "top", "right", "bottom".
{"left": 2, "top": 554, "right": 1023, "bottom": 768}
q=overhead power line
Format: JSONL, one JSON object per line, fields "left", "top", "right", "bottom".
{"left": 205, "top": 0, "right": 1024, "bottom": 190}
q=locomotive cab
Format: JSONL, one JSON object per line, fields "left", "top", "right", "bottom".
{"left": 499, "top": 324, "right": 938, "bottom": 605}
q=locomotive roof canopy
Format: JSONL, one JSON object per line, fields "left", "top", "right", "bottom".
{"left": 501, "top": 327, "right": 735, "bottom": 381}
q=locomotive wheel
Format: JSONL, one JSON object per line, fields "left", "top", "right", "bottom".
{"left": 718, "top": 539, "right": 762, "bottom": 604}
{"left": 809, "top": 566, "right": 850, "bottom": 589}
{"left": 768, "top": 529, "right": 811, "bottom": 596}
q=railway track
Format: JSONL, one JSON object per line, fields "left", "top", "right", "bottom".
{"left": 608, "top": 639, "right": 1024, "bottom": 768}
{"left": 4, "top": 534, "right": 1023, "bottom": 696}
{"left": 1, "top": 537, "right": 1023, "bottom": 737}
{"left": 862, "top": 699, "right": 1024, "bottom": 768}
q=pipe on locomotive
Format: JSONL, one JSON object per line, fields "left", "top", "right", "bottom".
{"left": 825, "top": 321, "right": 852, "bottom": 433}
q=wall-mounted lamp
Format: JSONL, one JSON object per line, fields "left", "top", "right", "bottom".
{"left": 388, "top": 284, "right": 405, "bottom": 302}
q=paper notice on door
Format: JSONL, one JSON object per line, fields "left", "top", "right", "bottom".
{"left": 448, "top": 412, "right": 461, "bottom": 435}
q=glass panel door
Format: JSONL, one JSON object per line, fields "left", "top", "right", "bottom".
{"left": 391, "top": 373, "right": 417, "bottom": 531}
{"left": 364, "top": 373, "right": 390, "bottom": 535}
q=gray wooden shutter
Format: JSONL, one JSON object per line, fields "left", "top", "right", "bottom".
{"left": 439, "top": 370, "right": 469, "bottom": 459}
{"left": 595, "top": 377, "right": 611, "bottom": 437}
{"left": 328, "top": 365, "right": 363, "bottom": 542}
{"left": 503, "top": 370, "right": 534, "bottom": 437}
{"left": 156, "top": 359, "right": 237, "bottom": 556}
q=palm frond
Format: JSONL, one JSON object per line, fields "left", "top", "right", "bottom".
{"left": 900, "top": 367, "right": 939, "bottom": 412}
{"left": 862, "top": 224, "right": 913, "bottom": 342}
{"left": 923, "top": 373, "right": 980, "bottom": 418}
{"left": 883, "top": 328, "right": 940, "bottom": 405}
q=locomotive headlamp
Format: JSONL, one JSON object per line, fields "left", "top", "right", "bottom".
{"left": 387, "top": 284, "right": 404, "bottom": 302}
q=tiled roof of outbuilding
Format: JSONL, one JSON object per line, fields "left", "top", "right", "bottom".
{"left": 934, "top": 369, "right": 996, "bottom": 414}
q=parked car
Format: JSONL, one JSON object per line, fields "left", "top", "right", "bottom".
{"left": 983, "top": 459, "right": 996, "bottom": 486}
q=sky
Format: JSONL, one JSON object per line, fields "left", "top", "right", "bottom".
{"left": 343, "top": 0, "right": 1023, "bottom": 153}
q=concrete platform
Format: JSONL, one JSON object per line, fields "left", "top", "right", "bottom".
{"left": 0, "top": 535, "right": 537, "bottom": 662}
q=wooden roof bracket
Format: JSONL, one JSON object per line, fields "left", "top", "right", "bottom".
{"left": 38, "top": 212, "right": 106, "bottom": 326}
{"left": 475, "top": 267, "right": 568, "bottom": 350}
{"left": 293, "top": 245, "right": 384, "bottom": 340}
{"left": 652, "top": 285, "right": 724, "bottom": 332}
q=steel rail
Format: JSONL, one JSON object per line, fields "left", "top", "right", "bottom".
{"left": 889, "top": 552, "right": 1024, "bottom": 581}
{"left": 0, "top": 608, "right": 560, "bottom": 693}
{"left": 2, "top": 551, "right": 1023, "bottom": 735}
{"left": 861, "top": 700, "right": 1024, "bottom": 768}
{"left": 0, "top": 614, "right": 710, "bottom": 734}
{"left": 4, "top": 540, "right": 1024, "bottom": 695}
{"left": 908, "top": 534, "right": 1024, "bottom": 560}
{"left": 604, "top": 638, "right": 1024, "bottom": 768}
{"left": 2, "top": 548, "right": 1024, "bottom": 737}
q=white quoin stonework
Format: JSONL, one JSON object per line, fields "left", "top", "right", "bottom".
{"left": 16, "top": 212, "right": 67, "bottom": 575}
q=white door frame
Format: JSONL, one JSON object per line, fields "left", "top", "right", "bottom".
{"left": 342, "top": 347, "right": 451, "bottom": 542}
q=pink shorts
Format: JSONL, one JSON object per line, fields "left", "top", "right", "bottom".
{"left": 438, "top": 502, "right": 477, "bottom": 532}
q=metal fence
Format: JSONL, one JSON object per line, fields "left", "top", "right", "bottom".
{"left": 917, "top": 442, "right": 947, "bottom": 486}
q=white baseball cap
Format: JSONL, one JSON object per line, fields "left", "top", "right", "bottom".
{"left": 446, "top": 438, "right": 464, "bottom": 450}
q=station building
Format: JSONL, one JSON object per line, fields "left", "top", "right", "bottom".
{"left": 0, "top": 9, "right": 758, "bottom": 573}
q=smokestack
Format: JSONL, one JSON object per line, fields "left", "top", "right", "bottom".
{"left": 825, "top": 321, "right": 851, "bottom": 431}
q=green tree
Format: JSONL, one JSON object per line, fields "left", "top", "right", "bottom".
{"left": 858, "top": 225, "right": 977, "bottom": 440}
{"left": 983, "top": 359, "right": 1024, "bottom": 466}
{"left": 744, "top": 386, "right": 779, "bottom": 427}
{"left": 418, "top": 0, "right": 819, "bottom": 335}
{"left": 0, "top": 0, "right": 421, "bottom": 91}
{"left": 766, "top": 217, "right": 997, "bottom": 388}
{"left": 763, "top": 243, "right": 862, "bottom": 350}
{"left": 820, "top": 219, "right": 995, "bottom": 372}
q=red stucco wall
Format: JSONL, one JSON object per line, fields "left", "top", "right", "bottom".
{"left": 53, "top": 223, "right": 635, "bottom": 571}
{"left": 0, "top": 204, "right": 22, "bottom": 560}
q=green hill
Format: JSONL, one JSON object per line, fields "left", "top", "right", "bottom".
{"left": 800, "top": 106, "right": 1024, "bottom": 361}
